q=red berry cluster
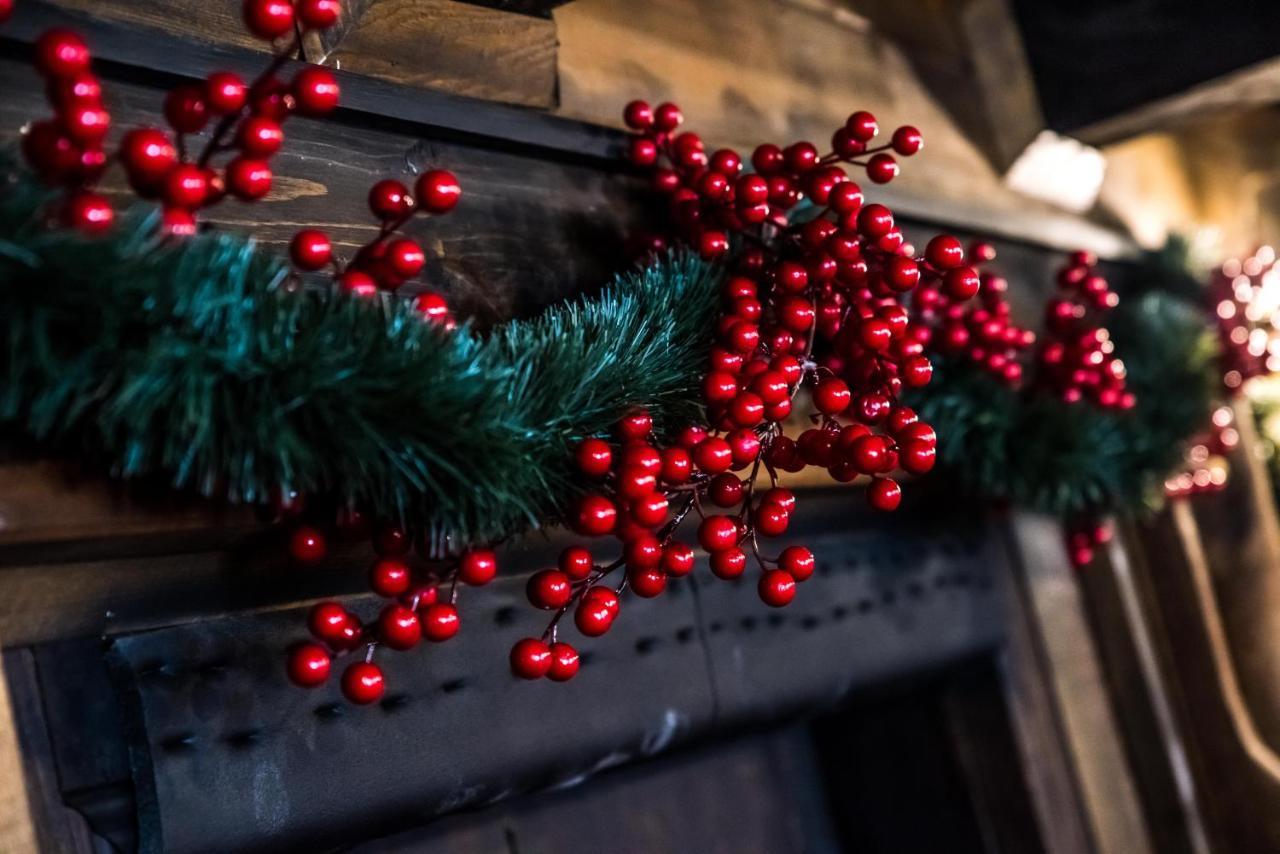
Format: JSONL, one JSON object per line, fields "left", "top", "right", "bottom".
{"left": 502, "top": 406, "right": 819, "bottom": 683}
{"left": 288, "top": 168, "right": 460, "bottom": 322}
{"left": 913, "top": 241, "right": 1035, "bottom": 386}
{"left": 21, "top": 28, "right": 114, "bottom": 232}
{"left": 621, "top": 102, "right": 967, "bottom": 510}
{"left": 1065, "top": 517, "right": 1113, "bottom": 569}
{"left": 21, "top": 2, "right": 345, "bottom": 237}
{"left": 1208, "top": 248, "right": 1280, "bottom": 392}
{"left": 1037, "top": 252, "right": 1134, "bottom": 409}
{"left": 287, "top": 511, "right": 504, "bottom": 704}
{"left": 1163, "top": 404, "right": 1234, "bottom": 499}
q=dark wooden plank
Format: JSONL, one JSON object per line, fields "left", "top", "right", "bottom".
{"left": 5, "top": 1, "right": 619, "bottom": 162}
{"left": 41, "top": 0, "right": 559, "bottom": 108}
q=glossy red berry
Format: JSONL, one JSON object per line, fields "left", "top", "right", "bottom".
{"left": 628, "top": 565, "right": 667, "bottom": 598}
{"left": 340, "top": 270, "right": 378, "bottom": 297}
{"left": 458, "top": 549, "right": 498, "bottom": 586}
{"left": 205, "top": 72, "right": 247, "bottom": 114}
{"left": 575, "top": 587, "right": 618, "bottom": 636}
{"left": 759, "top": 570, "right": 797, "bottom": 607}
{"left": 559, "top": 546, "right": 594, "bottom": 580}
{"left": 813, "top": 378, "right": 851, "bottom": 416}
{"left": 238, "top": 116, "right": 285, "bottom": 156}
{"left": 653, "top": 102, "right": 683, "bottom": 131}
{"left": 48, "top": 72, "right": 102, "bottom": 110}
{"left": 574, "top": 494, "right": 618, "bottom": 536}
{"left": 164, "top": 85, "right": 209, "bottom": 134}
{"left": 308, "top": 601, "right": 351, "bottom": 645}
{"left": 660, "top": 447, "right": 693, "bottom": 483}
{"left": 575, "top": 437, "right": 613, "bottom": 476}
{"left": 415, "top": 169, "right": 462, "bottom": 214}
{"left": 510, "top": 638, "right": 553, "bottom": 679}
{"left": 226, "top": 157, "right": 272, "bottom": 200}
{"left": 662, "top": 542, "right": 696, "bottom": 577}
{"left": 164, "top": 164, "right": 209, "bottom": 209}
{"left": 926, "top": 235, "right": 965, "bottom": 270}
{"left": 287, "top": 643, "right": 332, "bottom": 687}
{"left": 61, "top": 192, "right": 114, "bottom": 234}
{"left": 368, "top": 179, "right": 413, "bottom": 220}
{"left": 385, "top": 238, "right": 425, "bottom": 280}
{"left": 369, "top": 558, "right": 411, "bottom": 597}
{"left": 866, "top": 153, "right": 898, "bottom": 184}
{"left": 296, "top": 0, "right": 342, "bottom": 29}
{"left": 856, "top": 203, "right": 893, "bottom": 238}
{"left": 867, "top": 477, "right": 902, "bottom": 511}
{"left": 160, "top": 208, "right": 198, "bottom": 238}
{"left": 35, "top": 29, "right": 91, "bottom": 78}
{"left": 420, "top": 603, "right": 460, "bottom": 641}
{"left": 289, "top": 526, "right": 327, "bottom": 564}
{"left": 632, "top": 492, "right": 670, "bottom": 527}
{"left": 899, "top": 440, "right": 936, "bottom": 474}
{"left": 528, "top": 570, "right": 573, "bottom": 610}
{"left": 698, "top": 515, "right": 739, "bottom": 552}
{"left": 710, "top": 547, "right": 747, "bottom": 579}
{"left": 755, "top": 503, "right": 789, "bottom": 537}
{"left": 378, "top": 604, "right": 421, "bottom": 650}
{"left": 341, "top": 661, "right": 385, "bottom": 704}
{"left": 623, "top": 99, "right": 654, "bottom": 129}
{"left": 292, "top": 67, "right": 340, "bottom": 115}
{"left": 61, "top": 105, "right": 110, "bottom": 145}
{"left": 944, "top": 266, "right": 981, "bottom": 300}
{"left": 694, "top": 437, "right": 734, "bottom": 473}
{"left": 290, "top": 229, "right": 332, "bottom": 270}
{"left": 548, "top": 643, "right": 581, "bottom": 681}
{"left": 779, "top": 546, "right": 815, "bottom": 581}
{"left": 616, "top": 408, "right": 653, "bottom": 440}
{"left": 846, "top": 110, "right": 878, "bottom": 141}
{"left": 891, "top": 125, "right": 923, "bottom": 155}
{"left": 119, "top": 128, "right": 177, "bottom": 187}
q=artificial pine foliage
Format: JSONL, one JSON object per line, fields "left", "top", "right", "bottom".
{"left": 0, "top": 160, "right": 720, "bottom": 544}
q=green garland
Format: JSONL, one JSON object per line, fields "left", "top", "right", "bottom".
{"left": 0, "top": 154, "right": 1219, "bottom": 539}
{"left": 911, "top": 290, "right": 1219, "bottom": 515}
{"left": 0, "top": 162, "right": 720, "bottom": 544}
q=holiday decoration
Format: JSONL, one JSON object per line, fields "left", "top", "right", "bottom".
{"left": 0, "top": 0, "right": 1236, "bottom": 704}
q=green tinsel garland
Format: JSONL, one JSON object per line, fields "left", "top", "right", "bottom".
{"left": 0, "top": 163, "right": 720, "bottom": 544}
{"left": 911, "top": 290, "right": 1219, "bottom": 515}
{"left": 0, "top": 153, "right": 1220, "bottom": 540}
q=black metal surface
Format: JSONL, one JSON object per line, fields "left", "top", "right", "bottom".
{"left": 63, "top": 494, "right": 1005, "bottom": 853}
{"left": 452, "top": 0, "right": 577, "bottom": 19}
{"left": 1013, "top": 0, "right": 1280, "bottom": 133}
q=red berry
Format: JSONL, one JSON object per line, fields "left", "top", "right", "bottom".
{"left": 758, "top": 570, "right": 797, "bottom": 607}
{"left": 160, "top": 208, "right": 198, "bottom": 238}
{"left": 710, "top": 547, "right": 747, "bottom": 579}
{"left": 729, "top": 392, "right": 765, "bottom": 427}
{"left": 653, "top": 102, "right": 683, "bottom": 131}
{"left": 290, "top": 229, "right": 332, "bottom": 270}
{"left": 574, "top": 494, "right": 617, "bottom": 536}
{"left": 548, "top": 642, "right": 581, "bottom": 681}
{"left": 420, "top": 603, "right": 460, "bottom": 641}
{"left": 528, "top": 570, "right": 573, "bottom": 610}
{"left": 926, "top": 235, "right": 965, "bottom": 270}
{"left": 660, "top": 447, "right": 693, "bottom": 483}
{"left": 415, "top": 169, "right": 462, "bottom": 214}
{"left": 61, "top": 104, "right": 110, "bottom": 145}
{"left": 378, "top": 604, "right": 421, "bottom": 650}
{"left": 575, "top": 587, "right": 618, "bottom": 636}
{"left": 694, "top": 437, "right": 734, "bottom": 474}
{"left": 813, "top": 378, "right": 851, "bottom": 415}
{"left": 510, "top": 638, "right": 553, "bottom": 679}
{"left": 856, "top": 203, "right": 893, "bottom": 238}
{"left": 866, "top": 153, "right": 898, "bottom": 184}
{"left": 238, "top": 116, "right": 285, "bottom": 156}
{"left": 944, "top": 266, "right": 981, "bottom": 300}
{"left": 616, "top": 408, "right": 653, "bottom": 440}
{"left": 846, "top": 110, "right": 878, "bottom": 141}
{"left": 867, "top": 477, "right": 902, "bottom": 511}
{"left": 117, "top": 128, "right": 176, "bottom": 189}
{"left": 850, "top": 434, "right": 889, "bottom": 473}
{"left": 458, "top": 549, "right": 498, "bottom": 586}
{"left": 628, "top": 565, "right": 667, "bottom": 598}
{"left": 755, "top": 503, "right": 789, "bottom": 537}
{"left": 368, "top": 179, "right": 413, "bottom": 219}
{"left": 308, "top": 601, "right": 351, "bottom": 645}
{"left": 761, "top": 487, "right": 797, "bottom": 514}
{"left": 703, "top": 371, "right": 738, "bottom": 404}
{"left": 698, "top": 515, "right": 739, "bottom": 552}
{"left": 628, "top": 137, "right": 658, "bottom": 166}
{"left": 164, "top": 85, "right": 209, "bottom": 133}
{"left": 35, "top": 29, "right": 91, "bottom": 78}
{"left": 752, "top": 143, "right": 784, "bottom": 174}
{"left": 625, "top": 534, "right": 664, "bottom": 569}
{"left": 902, "top": 356, "right": 933, "bottom": 388}
{"left": 559, "top": 546, "right": 594, "bottom": 580}
{"left": 662, "top": 542, "right": 696, "bottom": 577}
{"left": 292, "top": 67, "right": 340, "bottom": 115}
{"left": 623, "top": 99, "right": 654, "bottom": 129}
{"left": 226, "top": 157, "right": 272, "bottom": 200}
{"left": 61, "top": 192, "right": 114, "bottom": 234}
{"left": 631, "top": 492, "right": 669, "bottom": 527}
{"left": 575, "top": 437, "right": 613, "bottom": 476}
{"left": 289, "top": 526, "right": 327, "bottom": 564}
{"left": 374, "top": 524, "right": 411, "bottom": 556}
{"left": 340, "top": 270, "right": 378, "bottom": 297}
{"left": 287, "top": 643, "right": 332, "bottom": 687}
{"left": 891, "top": 125, "right": 923, "bottom": 155}
{"left": 296, "top": 0, "right": 342, "bottom": 29}
{"left": 341, "top": 661, "right": 385, "bottom": 704}
{"left": 164, "top": 164, "right": 209, "bottom": 209}
{"left": 206, "top": 72, "right": 247, "bottom": 114}
{"left": 779, "top": 546, "right": 815, "bottom": 581}
{"left": 249, "top": 75, "right": 291, "bottom": 120}
{"left": 385, "top": 238, "right": 425, "bottom": 280}
{"left": 368, "top": 558, "right": 411, "bottom": 597}
{"left": 899, "top": 440, "right": 936, "bottom": 474}
{"left": 709, "top": 473, "right": 744, "bottom": 507}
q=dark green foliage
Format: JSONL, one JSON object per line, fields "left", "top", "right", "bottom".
{"left": 912, "top": 291, "right": 1219, "bottom": 515}
{"left": 0, "top": 163, "right": 720, "bottom": 543}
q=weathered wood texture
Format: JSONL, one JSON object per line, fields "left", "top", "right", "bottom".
{"left": 44, "top": 0, "right": 559, "bottom": 107}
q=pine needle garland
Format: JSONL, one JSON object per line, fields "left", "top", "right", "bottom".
{"left": 0, "top": 161, "right": 721, "bottom": 544}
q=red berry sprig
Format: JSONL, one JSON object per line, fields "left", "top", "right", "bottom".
{"left": 1036, "top": 251, "right": 1134, "bottom": 410}
{"left": 914, "top": 241, "right": 1035, "bottom": 387}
